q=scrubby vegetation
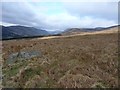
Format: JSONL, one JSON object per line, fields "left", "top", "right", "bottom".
{"left": 2, "top": 33, "right": 118, "bottom": 88}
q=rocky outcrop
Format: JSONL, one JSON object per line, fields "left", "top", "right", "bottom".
{"left": 6, "top": 51, "right": 41, "bottom": 64}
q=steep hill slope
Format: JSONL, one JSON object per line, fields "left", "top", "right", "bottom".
{"left": 1, "top": 25, "right": 49, "bottom": 40}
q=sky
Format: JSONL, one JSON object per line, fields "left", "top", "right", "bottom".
{"left": 1, "top": 0, "right": 119, "bottom": 31}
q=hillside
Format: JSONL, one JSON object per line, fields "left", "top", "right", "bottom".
{"left": 1, "top": 25, "right": 49, "bottom": 40}
{"left": 62, "top": 25, "right": 119, "bottom": 35}
{"left": 34, "top": 25, "right": 118, "bottom": 40}
{"left": 2, "top": 27, "right": 118, "bottom": 88}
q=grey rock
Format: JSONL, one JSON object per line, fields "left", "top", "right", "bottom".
{"left": 6, "top": 51, "right": 41, "bottom": 64}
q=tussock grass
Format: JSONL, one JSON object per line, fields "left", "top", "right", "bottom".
{"left": 2, "top": 33, "right": 118, "bottom": 88}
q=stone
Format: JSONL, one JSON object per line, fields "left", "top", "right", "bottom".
{"left": 6, "top": 51, "right": 41, "bottom": 64}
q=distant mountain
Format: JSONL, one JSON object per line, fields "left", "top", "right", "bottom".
{"left": 1, "top": 25, "right": 119, "bottom": 40}
{"left": 1, "top": 25, "right": 49, "bottom": 40}
{"left": 61, "top": 28, "right": 100, "bottom": 35}
{"left": 48, "top": 30, "right": 64, "bottom": 35}
{"left": 1, "top": 26, "right": 22, "bottom": 39}
{"left": 61, "top": 25, "right": 119, "bottom": 35}
{"left": 103, "top": 25, "right": 120, "bottom": 30}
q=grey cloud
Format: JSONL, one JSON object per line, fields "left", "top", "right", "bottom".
{"left": 2, "top": 2, "right": 53, "bottom": 29}
{"left": 2, "top": 2, "right": 36, "bottom": 25}
{"left": 63, "top": 2, "right": 118, "bottom": 21}
{"left": 1, "top": 2, "right": 118, "bottom": 31}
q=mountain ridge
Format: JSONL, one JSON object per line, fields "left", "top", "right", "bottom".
{"left": 62, "top": 25, "right": 119, "bottom": 35}
{"left": 1, "top": 25, "right": 49, "bottom": 40}
{"left": 1, "top": 25, "right": 119, "bottom": 40}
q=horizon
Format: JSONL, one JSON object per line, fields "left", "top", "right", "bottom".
{"left": 1, "top": 0, "right": 119, "bottom": 31}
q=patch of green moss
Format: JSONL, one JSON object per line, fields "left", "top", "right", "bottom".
{"left": 91, "top": 82, "right": 106, "bottom": 88}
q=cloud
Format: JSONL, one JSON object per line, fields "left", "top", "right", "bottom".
{"left": 2, "top": 2, "right": 37, "bottom": 25}
{"left": 43, "top": 13, "right": 116, "bottom": 29}
{"left": 1, "top": 0, "right": 119, "bottom": 2}
{"left": 1, "top": 1, "right": 118, "bottom": 31}
{"left": 63, "top": 2, "right": 118, "bottom": 21}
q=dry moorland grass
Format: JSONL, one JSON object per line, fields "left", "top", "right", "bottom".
{"left": 2, "top": 33, "right": 118, "bottom": 88}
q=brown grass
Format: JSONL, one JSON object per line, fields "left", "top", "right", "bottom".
{"left": 2, "top": 33, "right": 118, "bottom": 88}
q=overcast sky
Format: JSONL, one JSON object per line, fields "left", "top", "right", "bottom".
{"left": 1, "top": 0, "right": 119, "bottom": 31}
